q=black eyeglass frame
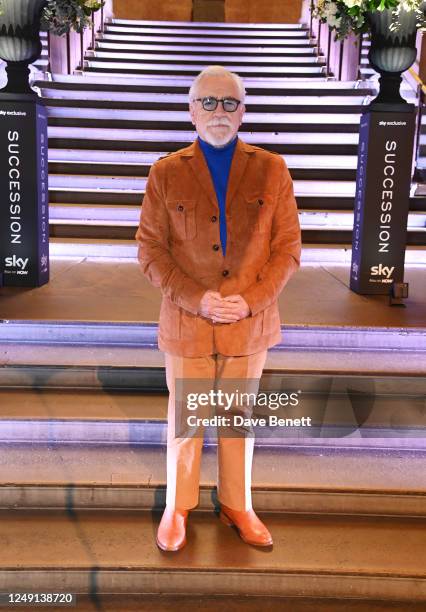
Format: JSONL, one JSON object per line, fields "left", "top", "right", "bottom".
{"left": 192, "top": 96, "right": 242, "bottom": 112}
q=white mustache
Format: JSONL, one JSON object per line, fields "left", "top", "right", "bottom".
{"left": 208, "top": 121, "right": 231, "bottom": 127}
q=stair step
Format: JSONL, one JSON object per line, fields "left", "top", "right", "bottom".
{"left": 47, "top": 206, "right": 426, "bottom": 236}
{"left": 46, "top": 151, "right": 362, "bottom": 184}
{"left": 35, "top": 75, "right": 375, "bottom": 95}
{"left": 3, "top": 315, "right": 425, "bottom": 349}
{"left": 48, "top": 150, "right": 426, "bottom": 187}
{"left": 47, "top": 204, "right": 426, "bottom": 231}
{"left": 42, "top": 161, "right": 412, "bottom": 183}
{"left": 45, "top": 109, "right": 362, "bottom": 133}
{"left": 86, "top": 52, "right": 325, "bottom": 66}
{"left": 0, "top": 509, "right": 424, "bottom": 600}
{"left": 47, "top": 127, "right": 359, "bottom": 153}
{"left": 104, "top": 25, "right": 310, "bottom": 37}
{"left": 26, "top": 594, "right": 426, "bottom": 612}
{"left": 83, "top": 63, "right": 326, "bottom": 77}
{"left": 45, "top": 239, "right": 426, "bottom": 263}
{"left": 0, "top": 371, "right": 424, "bottom": 446}
{"left": 0, "top": 361, "right": 424, "bottom": 449}
{"left": 1, "top": 346, "right": 425, "bottom": 378}
{"left": 45, "top": 172, "right": 355, "bottom": 191}
{"left": 44, "top": 222, "right": 426, "bottom": 245}
{"left": 95, "top": 42, "right": 318, "bottom": 55}
{"left": 0, "top": 441, "right": 425, "bottom": 514}
{"left": 47, "top": 150, "right": 359, "bottom": 169}
{"left": 99, "top": 34, "right": 316, "bottom": 46}
{"left": 42, "top": 94, "right": 370, "bottom": 112}
{"left": 46, "top": 185, "right": 426, "bottom": 213}
{"left": 87, "top": 50, "right": 324, "bottom": 65}
{"left": 47, "top": 139, "right": 358, "bottom": 154}
{"left": 109, "top": 19, "right": 309, "bottom": 30}
{"left": 40, "top": 174, "right": 396, "bottom": 197}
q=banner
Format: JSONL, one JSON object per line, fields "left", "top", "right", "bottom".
{"left": 350, "top": 107, "right": 415, "bottom": 294}
{"left": 0, "top": 98, "right": 49, "bottom": 287}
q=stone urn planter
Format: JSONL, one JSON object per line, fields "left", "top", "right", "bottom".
{"left": 0, "top": 0, "right": 47, "bottom": 93}
{"left": 367, "top": 7, "right": 418, "bottom": 105}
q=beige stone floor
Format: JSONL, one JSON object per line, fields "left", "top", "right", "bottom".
{"left": 0, "top": 258, "right": 425, "bottom": 327}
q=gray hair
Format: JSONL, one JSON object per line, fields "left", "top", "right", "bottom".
{"left": 189, "top": 65, "right": 246, "bottom": 104}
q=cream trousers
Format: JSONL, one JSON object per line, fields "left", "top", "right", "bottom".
{"left": 164, "top": 349, "right": 268, "bottom": 511}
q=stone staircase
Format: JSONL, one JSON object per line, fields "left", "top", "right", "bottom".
{"left": 27, "top": 18, "right": 426, "bottom": 250}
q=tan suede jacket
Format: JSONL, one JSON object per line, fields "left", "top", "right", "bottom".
{"left": 135, "top": 137, "right": 301, "bottom": 357}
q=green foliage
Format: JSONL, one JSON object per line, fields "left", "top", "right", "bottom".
{"left": 312, "top": 0, "right": 426, "bottom": 40}
{"left": 40, "top": 0, "right": 105, "bottom": 36}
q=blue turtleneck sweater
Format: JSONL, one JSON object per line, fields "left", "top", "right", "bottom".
{"left": 198, "top": 135, "right": 238, "bottom": 257}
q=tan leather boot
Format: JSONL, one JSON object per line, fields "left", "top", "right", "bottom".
{"left": 156, "top": 506, "right": 188, "bottom": 551}
{"left": 219, "top": 503, "right": 273, "bottom": 546}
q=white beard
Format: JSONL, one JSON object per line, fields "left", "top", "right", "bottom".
{"left": 203, "top": 125, "right": 234, "bottom": 147}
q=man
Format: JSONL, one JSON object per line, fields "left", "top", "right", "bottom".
{"left": 135, "top": 65, "right": 301, "bottom": 551}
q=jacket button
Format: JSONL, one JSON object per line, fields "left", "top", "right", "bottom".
{"left": 258, "top": 199, "right": 264, "bottom": 206}
{"left": 222, "top": 269, "right": 229, "bottom": 277}
{"left": 211, "top": 215, "right": 217, "bottom": 222}
{"left": 177, "top": 204, "right": 184, "bottom": 211}
{"left": 213, "top": 244, "right": 220, "bottom": 251}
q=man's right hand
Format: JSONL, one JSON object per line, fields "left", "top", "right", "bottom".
{"left": 198, "top": 290, "right": 240, "bottom": 324}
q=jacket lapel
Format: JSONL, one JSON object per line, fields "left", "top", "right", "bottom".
{"left": 184, "top": 139, "right": 218, "bottom": 210}
{"left": 226, "top": 138, "right": 253, "bottom": 209}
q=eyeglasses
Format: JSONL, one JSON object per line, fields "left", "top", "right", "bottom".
{"left": 193, "top": 96, "right": 241, "bottom": 112}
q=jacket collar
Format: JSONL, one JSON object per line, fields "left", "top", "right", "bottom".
{"left": 181, "top": 136, "right": 256, "bottom": 210}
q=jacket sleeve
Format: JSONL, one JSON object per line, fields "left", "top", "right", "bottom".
{"left": 240, "top": 158, "right": 301, "bottom": 317}
{"left": 135, "top": 161, "right": 207, "bottom": 316}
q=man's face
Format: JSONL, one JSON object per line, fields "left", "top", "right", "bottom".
{"left": 189, "top": 74, "right": 245, "bottom": 147}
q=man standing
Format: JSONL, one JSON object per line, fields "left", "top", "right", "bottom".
{"left": 135, "top": 65, "right": 301, "bottom": 551}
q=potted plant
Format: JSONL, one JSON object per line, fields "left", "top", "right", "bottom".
{"left": 40, "top": 0, "right": 104, "bottom": 35}
{"left": 40, "top": 0, "right": 105, "bottom": 76}
{"left": 312, "top": 0, "right": 426, "bottom": 104}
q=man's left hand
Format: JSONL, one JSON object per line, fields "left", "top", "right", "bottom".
{"left": 210, "top": 294, "right": 251, "bottom": 323}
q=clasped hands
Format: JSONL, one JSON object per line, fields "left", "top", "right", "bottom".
{"left": 198, "top": 290, "right": 251, "bottom": 324}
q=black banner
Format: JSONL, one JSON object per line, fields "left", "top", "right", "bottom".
{"left": 350, "top": 107, "right": 415, "bottom": 294}
{"left": 0, "top": 97, "right": 49, "bottom": 286}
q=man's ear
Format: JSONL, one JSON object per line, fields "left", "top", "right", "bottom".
{"left": 189, "top": 103, "right": 196, "bottom": 125}
{"left": 239, "top": 103, "right": 246, "bottom": 126}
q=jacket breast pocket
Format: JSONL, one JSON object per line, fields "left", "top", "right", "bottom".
{"left": 166, "top": 199, "right": 197, "bottom": 241}
{"left": 245, "top": 195, "right": 274, "bottom": 234}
